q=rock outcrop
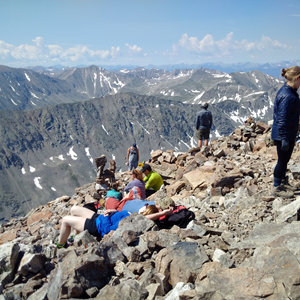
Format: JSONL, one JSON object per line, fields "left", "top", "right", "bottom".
{"left": 1, "top": 119, "right": 300, "bottom": 299}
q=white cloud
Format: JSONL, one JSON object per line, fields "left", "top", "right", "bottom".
{"left": 178, "top": 32, "right": 289, "bottom": 58}
{"left": 125, "top": 43, "right": 146, "bottom": 56}
{"left": 0, "top": 37, "right": 121, "bottom": 63}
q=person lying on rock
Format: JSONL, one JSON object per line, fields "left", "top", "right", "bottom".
{"left": 105, "top": 193, "right": 175, "bottom": 221}
{"left": 124, "top": 169, "right": 146, "bottom": 199}
{"left": 56, "top": 204, "right": 158, "bottom": 248}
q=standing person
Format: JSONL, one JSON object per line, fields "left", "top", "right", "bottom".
{"left": 195, "top": 102, "right": 212, "bottom": 148}
{"left": 141, "top": 164, "right": 164, "bottom": 197}
{"left": 124, "top": 169, "right": 146, "bottom": 199}
{"left": 271, "top": 66, "right": 300, "bottom": 198}
{"left": 126, "top": 143, "right": 139, "bottom": 171}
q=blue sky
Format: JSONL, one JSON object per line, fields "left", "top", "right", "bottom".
{"left": 0, "top": 0, "right": 299, "bottom": 68}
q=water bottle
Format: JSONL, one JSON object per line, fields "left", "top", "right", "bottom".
{"left": 132, "top": 186, "right": 139, "bottom": 200}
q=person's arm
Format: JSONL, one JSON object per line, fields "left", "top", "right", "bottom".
{"left": 144, "top": 173, "right": 157, "bottom": 190}
{"left": 278, "top": 94, "right": 295, "bottom": 141}
{"left": 124, "top": 181, "right": 132, "bottom": 192}
{"left": 209, "top": 112, "right": 212, "bottom": 129}
{"left": 104, "top": 209, "right": 117, "bottom": 216}
{"left": 145, "top": 207, "right": 174, "bottom": 221}
{"left": 126, "top": 148, "right": 130, "bottom": 165}
{"left": 137, "top": 148, "right": 139, "bottom": 162}
{"left": 195, "top": 115, "right": 199, "bottom": 129}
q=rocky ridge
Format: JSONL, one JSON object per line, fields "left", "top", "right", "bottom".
{"left": 1, "top": 118, "right": 300, "bottom": 299}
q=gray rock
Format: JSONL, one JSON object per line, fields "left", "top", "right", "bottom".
{"left": 186, "top": 220, "right": 207, "bottom": 237}
{"left": 164, "top": 282, "right": 195, "bottom": 300}
{"left": 138, "top": 267, "right": 165, "bottom": 295}
{"left": 276, "top": 196, "right": 300, "bottom": 223}
{"left": 18, "top": 253, "right": 47, "bottom": 276}
{"left": 231, "top": 222, "right": 300, "bottom": 250}
{"left": 155, "top": 242, "right": 209, "bottom": 289}
{"left": 241, "top": 246, "right": 300, "bottom": 298}
{"left": 74, "top": 229, "right": 97, "bottom": 246}
{"left": 114, "top": 261, "right": 136, "bottom": 279}
{"left": 96, "top": 278, "right": 148, "bottom": 300}
{"left": 114, "top": 213, "right": 155, "bottom": 237}
{"left": 142, "top": 231, "right": 180, "bottom": 251}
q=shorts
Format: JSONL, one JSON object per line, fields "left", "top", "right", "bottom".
{"left": 128, "top": 161, "right": 138, "bottom": 171}
{"left": 196, "top": 129, "right": 210, "bottom": 140}
{"left": 84, "top": 213, "right": 101, "bottom": 238}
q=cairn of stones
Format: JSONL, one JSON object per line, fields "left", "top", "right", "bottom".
{"left": 2, "top": 118, "right": 300, "bottom": 299}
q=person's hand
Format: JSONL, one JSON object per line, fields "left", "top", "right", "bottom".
{"left": 104, "top": 209, "right": 116, "bottom": 216}
{"left": 126, "top": 162, "right": 129, "bottom": 166}
{"left": 163, "top": 207, "right": 174, "bottom": 216}
{"left": 281, "top": 140, "right": 289, "bottom": 151}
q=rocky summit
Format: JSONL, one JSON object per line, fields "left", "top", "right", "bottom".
{"left": 2, "top": 118, "right": 300, "bottom": 299}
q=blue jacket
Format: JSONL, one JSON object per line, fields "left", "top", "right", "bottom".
{"left": 195, "top": 108, "right": 212, "bottom": 130}
{"left": 96, "top": 210, "right": 130, "bottom": 237}
{"left": 271, "top": 83, "right": 300, "bottom": 141}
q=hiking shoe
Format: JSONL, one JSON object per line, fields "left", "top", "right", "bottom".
{"left": 56, "top": 241, "right": 70, "bottom": 249}
{"left": 67, "top": 234, "right": 75, "bottom": 243}
{"left": 281, "top": 183, "right": 297, "bottom": 191}
{"left": 281, "top": 178, "right": 298, "bottom": 191}
{"left": 271, "top": 185, "right": 294, "bottom": 198}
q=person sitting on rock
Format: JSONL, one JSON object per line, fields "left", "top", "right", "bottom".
{"left": 124, "top": 169, "right": 146, "bottom": 199}
{"left": 56, "top": 204, "right": 159, "bottom": 248}
{"left": 141, "top": 164, "right": 164, "bottom": 198}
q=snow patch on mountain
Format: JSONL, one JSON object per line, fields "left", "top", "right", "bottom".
{"left": 85, "top": 147, "right": 93, "bottom": 164}
{"left": 24, "top": 72, "right": 30, "bottom": 81}
{"left": 34, "top": 177, "right": 42, "bottom": 189}
{"left": 102, "top": 125, "right": 109, "bottom": 135}
{"left": 137, "top": 121, "right": 150, "bottom": 134}
{"left": 11, "top": 99, "right": 17, "bottom": 105}
{"left": 244, "top": 91, "right": 265, "bottom": 98}
{"left": 30, "top": 92, "right": 39, "bottom": 99}
{"left": 67, "top": 146, "right": 78, "bottom": 160}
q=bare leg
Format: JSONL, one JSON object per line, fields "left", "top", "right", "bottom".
{"left": 70, "top": 206, "right": 95, "bottom": 218}
{"left": 69, "top": 206, "right": 95, "bottom": 236}
{"left": 198, "top": 139, "right": 202, "bottom": 148}
{"left": 58, "top": 216, "right": 86, "bottom": 245}
{"left": 204, "top": 139, "right": 208, "bottom": 146}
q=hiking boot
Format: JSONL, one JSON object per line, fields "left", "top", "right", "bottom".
{"left": 67, "top": 234, "right": 75, "bottom": 243}
{"left": 281, "top": 178, "right": 298, "bottom": 191}
{"left": 271, "top": 185, "right": 294, "bottom": 198}
{"left": 56, "top": 241, "right": 70, "bottom": 249}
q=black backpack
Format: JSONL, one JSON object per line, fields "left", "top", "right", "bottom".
{"left": 156, "top": 207, "right": 195, "bottom": 229}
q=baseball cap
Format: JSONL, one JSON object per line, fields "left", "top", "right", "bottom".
{"left": 133, "top": 143, "right": 137, "bottom": 148}
{"left": 141, "top": 164, "right": 151, "bottom": 173}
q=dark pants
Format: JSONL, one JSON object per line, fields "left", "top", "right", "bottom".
{"left": 274, "top": 140, "right": 295, "bottom": 180}
{"left": 145, "top": 189, "right": 156, "bottom": 198}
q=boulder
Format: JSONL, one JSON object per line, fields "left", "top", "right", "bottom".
{"left": 155, "top": 242, "right": 209, "bottom": 289}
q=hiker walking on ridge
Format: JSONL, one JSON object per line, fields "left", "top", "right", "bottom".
{"left": 126, "top": 142, "right": 139, "bottom": 171}
{"left": 271, "top": 66, "right": 300, "bottom": 198}
{"left": 195, "top": 102, "right": 213, "bottom": 148}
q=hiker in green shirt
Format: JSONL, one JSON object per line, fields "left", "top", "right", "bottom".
{"left": 141, "top": 164, "right": 164, "bottom": 198}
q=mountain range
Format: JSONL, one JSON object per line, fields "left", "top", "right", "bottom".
{"left": 26, "top": 59, "right": 300, "bottom": 77}
{"left": 0, "top": 63, "right": 290, "bottom": 222}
